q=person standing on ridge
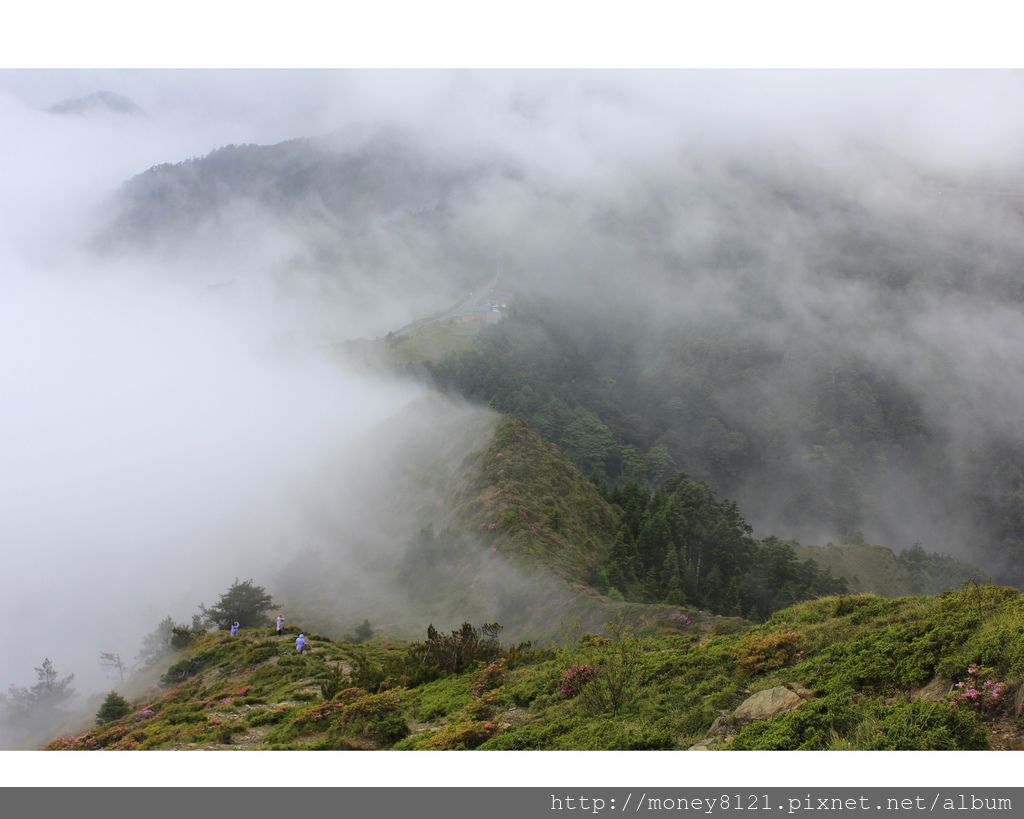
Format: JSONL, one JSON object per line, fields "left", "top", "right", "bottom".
{"left": 295, "top": 633, "right": 306, "bottom": 654}
{"left": 230, "top": 621, "right": 240, "bottom": 637}
{"left": 276, "top": 614, "right": 285, "bottom": 636}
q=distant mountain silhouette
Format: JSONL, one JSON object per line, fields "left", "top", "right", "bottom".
{"left": 49, "top": 91, "right": 145, "bottom": 117}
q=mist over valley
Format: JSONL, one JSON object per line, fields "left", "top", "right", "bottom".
{"left": 3, "top": 71, "right": 1024, "bottom": 750}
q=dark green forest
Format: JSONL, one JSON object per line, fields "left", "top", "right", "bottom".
{"left": 423, "top": 300, "right": 1024, "bottom": 587}
{"left": 601, "top": 476, "right": 847, "bottom": 619}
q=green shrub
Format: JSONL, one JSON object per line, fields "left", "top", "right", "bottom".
{"left": 464, "top": 691, "right": 498, "bottom": 721}
{"left": 321, "top": 689, "right": 409, "bottom": 748}
{"left": 319, "top": 663, "right": 349, "bottom": 700}
{"left": 477, "top": 718, "right": 573, "bottom": 750}
{"left": 161, "top": 703, "right": 207, "bottom": 725}
{"left": 400, "top": 622, "right": 505, "bottom": 685}
{"left": 577, "top": 627, "right": 644, "bottom": 715}
{"left": 470, "top": 659, "right": 508, "bottom": 697}
{"left": 241, "top": 643, "right": 278, "bottom": 666}
{"left": 349, "top": 649, "right": 387, "bottom": 693}
{"left": 96, "top": 691, "right": 131, "bottom": 724}
{"left": 735, "top": 630, "right": 800, "bottom": 676}
{"left": 801, "top": 615, "right": 977, "bottom": 694}
{"left": 248, "top": 709, "right": 287, "bottom": 727}
{"left": 330, "top": 687, "right": 367, "bottom": 703}
{"left": 554, "top": 716, "right": 677, "bottom": 750}
{"left": 366, "top": 710, "right": 411, "bottom": 746}
{"left": 215, "top": 724, "right": 238, "bottom": 744}
{"left": 414, "top": 676, "right": 474, "bottom": 721}
{"left": 346, "top": 619, "right": 374, "bottom": 643}
{"left": 419, "top": 721, "right": 499, "bottom": 750}
{"left": 337, "top": 689, "right": 404, "bottom": 723}
{"left": 729, "top": 694, "right": 861, "bottom": 750}
{"left": 857, "top": 701, "right": 989, "bottom": 750}
{"left": 505, "top": 670, "right": 555, "bottom": 708}
{"left": 170, "top": 626, "right": 196, "bottom": 650}
{"left": 505, "top": 643, "right": 552, "bottom": 670}
{"left": 161, "top": 658, "right": 201, "bottom": 685}
{"left": 729, "top": 695, "right": 990, "bottom": 750}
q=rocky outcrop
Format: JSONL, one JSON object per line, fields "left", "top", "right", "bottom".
{"left": 912, "top": 676, "right": 951, "bottom": 703}
{"left": 733, "top": 685, "right": 808, "bottom": 721}
{"left": 689, "top": 711, "right": 738, "bottom": 750}
{"left": 689, "top": 684, "right": 813, "bottom": 749}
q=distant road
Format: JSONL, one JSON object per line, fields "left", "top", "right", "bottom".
{"left": 391, "top": 272, "right": 511, "bottom": 339}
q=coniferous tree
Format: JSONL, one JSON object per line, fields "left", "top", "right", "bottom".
{"left": 606, "top": 530, "right": 637, "bottom": 593}
{"left": 200, "top": 579, "right": 275, "bottom": 629}
{"left": 661, "top": 543, "right": 685, "bottom": 605}
{"left": 2, "top": 658, "right": 75, "bottom": 720}
{"left": 96, "top": 691, "right": 131, "bottom": 724}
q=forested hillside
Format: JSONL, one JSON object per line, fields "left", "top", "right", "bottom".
{"left": 422, "top": 300, "right": 1023, "bottom": 587}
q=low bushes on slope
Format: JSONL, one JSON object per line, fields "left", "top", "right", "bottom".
{"left": 45, "top": 586, "right": 1024, "bottom": 751}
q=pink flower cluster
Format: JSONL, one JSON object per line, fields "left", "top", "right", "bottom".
{"left": 312, "top": 702, "right": 348, "bottom": 722}
{"left": 558, "top": 664, "right": 597, "bottom": 699}
{"left": 949, "top": 666, "right": 1004, "bottom": 713}
{"left": 47, "top": 732, "right": 99, "bottom": 750}
{"left": 669, "top": 612, "right": 694, "bottom": 627}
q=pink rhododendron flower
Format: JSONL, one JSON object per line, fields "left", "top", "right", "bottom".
{"left": 950, "top": 667, "right": 1004, "bottom": 714}
{"left": 559, "top": 664, "right": 597, "bottom": 698}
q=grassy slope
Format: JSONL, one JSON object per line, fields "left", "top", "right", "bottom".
{"left": 455, "top": 416, "right": 618, "bottom": 587}
{"left": 388, "top": 319, "right": 483, "bottom": 366}
{"left": 791, "top": 542, "right": 982, "bottom": 597}
{"left": 48, "top": 585, "right": 1024, "bottom": 750}
{"left": 436, "top": 415, "right": 739, "bottom": 638}
{"left": 336, "top": 315, "right": 483, "bottom": 372}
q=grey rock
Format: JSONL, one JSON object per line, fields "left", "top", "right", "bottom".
{"left": 734, "top": 686, "right": 805, "bottom": 722}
